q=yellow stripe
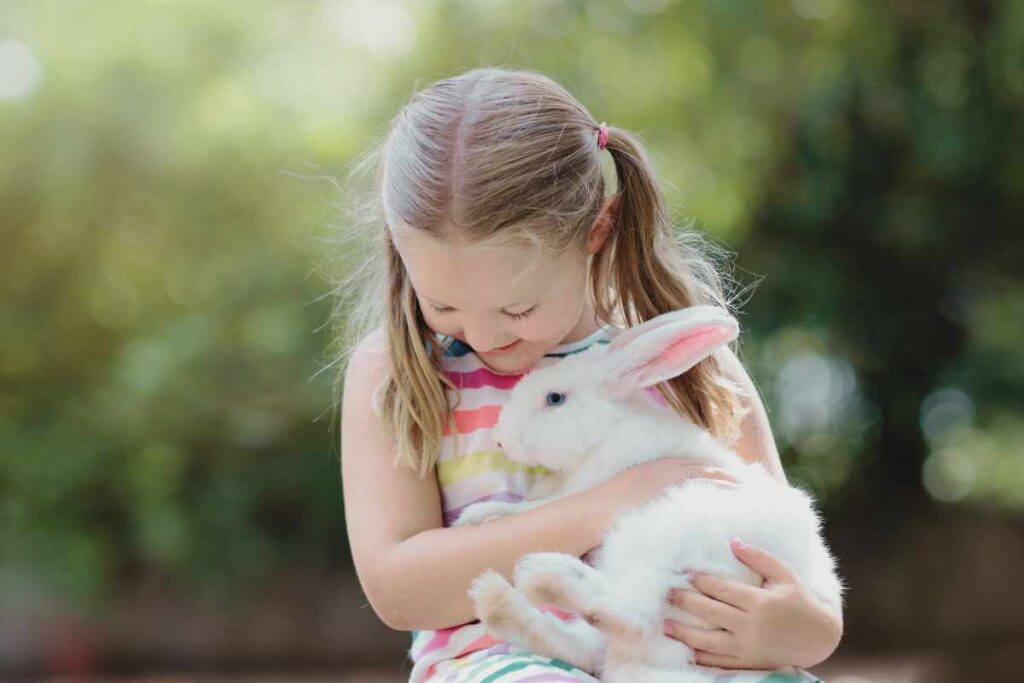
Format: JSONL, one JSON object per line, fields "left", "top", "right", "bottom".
{"left": 437, "top": 450, "right": 552, "bottom": 487}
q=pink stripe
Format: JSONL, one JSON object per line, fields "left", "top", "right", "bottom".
{"left": 455, "top": 632, "right": 498, "bottom": 657}
{"left": 417, "top": 625, "right": 455, "bottom": 656}
{"left": 442, "top": 405, "right": 502, "bottom": 436}
{"left": 517, "top": 675, "right": 590, "bottom": 682}
{"left": 445, "top": 367, "right": 525, "bottom": 390}
{"left": 538, "top": 604, "right": 579, "bottom": 621}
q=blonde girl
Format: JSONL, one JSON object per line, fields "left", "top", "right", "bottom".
{"left": 332, "top": 68, "right": 842, "bottom": 682}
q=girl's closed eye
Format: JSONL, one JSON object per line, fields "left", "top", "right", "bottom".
{"left": 503, "top": 307, "right": 537, "bottom": 321}
{"left": 430, "top": 304, "right": 537, "bottom": 321}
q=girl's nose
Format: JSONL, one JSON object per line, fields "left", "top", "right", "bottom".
{"left": 463, "top": 326, "right": 504, "bottom": 353}
{"left": 496, "top": 440, "right": 503, "bottom": 450}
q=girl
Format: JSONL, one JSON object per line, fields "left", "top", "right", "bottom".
{"left": 333, "top": 68, "right": 842, "bottom": 682}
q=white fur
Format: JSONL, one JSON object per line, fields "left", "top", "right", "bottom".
{"left": 455, "top": 305, "right": 844, "bottom": 680}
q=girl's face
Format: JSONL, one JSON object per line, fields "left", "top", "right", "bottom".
{"left": 392, "top": 217, "right": 611, "bottom": 375}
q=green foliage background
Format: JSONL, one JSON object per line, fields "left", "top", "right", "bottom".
{"left": 2, "top": 0, "right": 1022, "bottom": 611}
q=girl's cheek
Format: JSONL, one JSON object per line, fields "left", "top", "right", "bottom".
{"left": 428, "top": 321, "right": 459, "bottom": 339}
{"left": 417, "top": 304, "right": 454, "bottom": 335}
{"left": 518, "top": 312, "right": 561, "bottom": 346}
{"left": 418, "top": 314, "right": 454, "bottom": 339}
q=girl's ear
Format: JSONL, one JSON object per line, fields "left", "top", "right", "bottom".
{"left": 603, "top": 306, "right": 739, "bottom": 394}
{"left": 587, "top": 195, "right": 618, "bottom": 256}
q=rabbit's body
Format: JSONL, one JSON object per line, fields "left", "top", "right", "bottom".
{"left": 456, "top": 307, "right": 843, "bottom": 682}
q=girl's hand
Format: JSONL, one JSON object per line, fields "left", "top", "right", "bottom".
{"left": 584, "top": 459, "right": 738, "bottom": 557}
{"left": 602, "top": 457, "right": 739, "bottom": 513}
{"left": 663, "top": 538, "right": 842, "bottom": 671}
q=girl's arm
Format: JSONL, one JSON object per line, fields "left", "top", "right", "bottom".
{"left": 716, "top": 346, "right": 787, "bottom": 483}
{"left": 342, "top": 332, "right": 727, "bottom": 631}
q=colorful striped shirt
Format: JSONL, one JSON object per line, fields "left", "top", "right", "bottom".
{"left": 408, "top": 324, "right": 618, "bottom": 682}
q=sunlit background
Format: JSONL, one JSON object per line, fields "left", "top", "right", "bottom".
{"left": 3, "top": 0, "right": 1022, "bottom": 681}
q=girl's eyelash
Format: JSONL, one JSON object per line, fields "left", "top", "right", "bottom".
{"left": 430, "top": 304, "right": 536, "bottom": 321}
{"left": 505, "top": 307, "right": 536, "bottom": 321}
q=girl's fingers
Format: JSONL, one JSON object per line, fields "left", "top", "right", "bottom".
{"left": 693, "top": 650, "right": 742, "bottom": 669}
{"left": 662, "top": 620, "right": 736, "bottom": 656}
{"left": 689, "top": 571, "right": 762, "bottom": 610}
{"left": 731, "top": 538, "right": 798, "bottom": 584}
{"left": 668, "top": 588, "right": 744, "bottom": 631}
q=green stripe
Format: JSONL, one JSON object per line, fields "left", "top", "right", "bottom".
{"left": 480, "top": 659, "right": 534, "bottom": 682}
{"left": 761, "top": 674, "right": 822, "bottom": 683}
{"left": 462, "top": 652, "right": 532, "bottom": 680}
{"left": 548, "top": 658, "right": 576, "bottom": 672}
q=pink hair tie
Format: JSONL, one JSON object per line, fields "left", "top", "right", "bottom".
{"left": 597, "top": 121, "right": 609, "bottom": 150}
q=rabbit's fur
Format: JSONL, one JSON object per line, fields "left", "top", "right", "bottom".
{"left": 453, "top": 306, "right": 843, "bottom": 682}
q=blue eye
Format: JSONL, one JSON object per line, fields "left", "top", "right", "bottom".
{"left": 545, "top": 391, "right": 566, "bottom": 407}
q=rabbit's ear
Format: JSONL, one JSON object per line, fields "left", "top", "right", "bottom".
{"left": 603, "top": 306, "right": 738, "bottom": 392}
{"left": 606, "top": 306, "right": 721, "bottom": 354}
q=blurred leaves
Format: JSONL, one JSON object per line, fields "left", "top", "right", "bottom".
{"left": 1, "top": 0, "right": 352, "bottom": 606}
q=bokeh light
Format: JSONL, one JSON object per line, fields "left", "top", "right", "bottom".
{"left": 0, "top": 40, "right": 41, "bottom": 101}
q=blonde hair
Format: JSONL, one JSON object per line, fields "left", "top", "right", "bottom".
{"left": 326, "top": 67, "right": 750, "bottom": 477}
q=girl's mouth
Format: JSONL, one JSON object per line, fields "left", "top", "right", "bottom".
{"left": 488, "top": 339, "right": 520, "bottom": 353}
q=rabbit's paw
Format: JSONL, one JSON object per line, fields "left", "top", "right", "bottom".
{"left": 517, "top": 553, "right": 645, "bottom": 642}
{"left": 469, "top": 570, "right": 531, "bottom": 641}
{"left": 515, "top": 552, "right": 597, "bottom": 610}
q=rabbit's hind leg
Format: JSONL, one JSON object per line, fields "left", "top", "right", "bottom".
{"left": 514, "top": 552, "right": 646, "bottom": 642}
{"left": 469, "top": 569, "right": 606, "bottom": 675}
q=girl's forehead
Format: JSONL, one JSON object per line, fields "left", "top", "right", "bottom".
{"left": 394, "top": 225, "right": 578, "bottom": 304}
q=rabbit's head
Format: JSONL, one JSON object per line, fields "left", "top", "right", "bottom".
{"left": 493, "top": 305, "right": 739, "bottom": 472}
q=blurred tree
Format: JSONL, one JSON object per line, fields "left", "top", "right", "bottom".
{"left": 738, "top": 0, "right": 1024, "bottom": 526}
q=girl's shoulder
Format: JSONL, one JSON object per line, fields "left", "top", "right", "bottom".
{"left": 342, "top": 328, "right": 392, "bottom": 419}
{"left": 346, "top": 327, "right": 403, "bottom": 409}
{"left": 351, "top": 326, "right": 389, "bottom": 369}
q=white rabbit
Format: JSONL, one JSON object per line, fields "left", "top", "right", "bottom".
{"left": 453, "top": 305, "right": 843, "bottom": 683}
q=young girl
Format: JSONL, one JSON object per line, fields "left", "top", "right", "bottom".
{"left": 333, "top": 68, "right": 842, "bottom": 682}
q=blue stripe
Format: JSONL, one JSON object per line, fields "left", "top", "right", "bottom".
{"left": 544, "top": 338, "right": 610, "bottom": 358}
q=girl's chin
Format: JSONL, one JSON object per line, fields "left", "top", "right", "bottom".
{"left": 480, "top": 347, "right": 538, "bottom": 374}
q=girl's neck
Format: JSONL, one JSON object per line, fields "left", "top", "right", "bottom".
{"left": 560, "top": 315, "right": 601, "bottom": 345}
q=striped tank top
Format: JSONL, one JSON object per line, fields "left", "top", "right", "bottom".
{"left": 407, "top": 322, "right": 619, "bottom": 682}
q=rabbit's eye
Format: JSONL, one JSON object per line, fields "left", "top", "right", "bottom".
{"left": 545, "top": 391, "right": 566, "bottom": 407}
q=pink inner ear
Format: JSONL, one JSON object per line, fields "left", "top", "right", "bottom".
{"left": 662, "top": 326, "right": 728, "bottom": 367}
{"left": 632, "top": 326, "right": 731, "bottom": 385}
